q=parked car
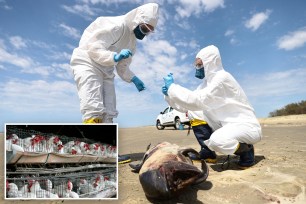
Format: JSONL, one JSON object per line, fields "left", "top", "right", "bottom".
{"left": 156, "top": 106, "right": 190, "bottom": 130}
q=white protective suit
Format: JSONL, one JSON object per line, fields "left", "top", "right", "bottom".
{"left": 70, "top": 3, "right": 159, "bottom": 122}
{"left": 165, "top": 45, "right": 262, "bottom": 155}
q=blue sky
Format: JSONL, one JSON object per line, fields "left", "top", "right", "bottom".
{"left": 1, "top": 0, "right": 306, "bottom": 131}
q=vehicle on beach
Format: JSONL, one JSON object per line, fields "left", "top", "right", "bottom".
{"left": 156, "top": 106, "right": 190, "bottom": 130}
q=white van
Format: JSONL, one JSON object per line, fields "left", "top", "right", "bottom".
{"left": 156, "top": 106, "right": 190, "bottom": 130}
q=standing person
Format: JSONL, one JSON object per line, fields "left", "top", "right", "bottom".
{"left": 70, "top": 3, "right": 159, "bottom": 164}
{"left": 162, "top": 45, "right": 262, "bottom": 169}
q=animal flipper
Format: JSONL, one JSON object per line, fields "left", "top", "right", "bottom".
{"left": 178, "top": 148, "right": 209, "bottom": 184}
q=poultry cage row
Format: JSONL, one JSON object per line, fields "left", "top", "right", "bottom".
{"left": 6, "top": 125, "right": 117, "bottom": 165}
{"left": 6, "top": 167, "right": 117, "bottom": 198}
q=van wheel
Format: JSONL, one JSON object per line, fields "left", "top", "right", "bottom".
{"left": 156, "top": 120, "right": 165, "bottom": 130}
{"left": 174, "top": 118, "right": 181, "bottom": 130}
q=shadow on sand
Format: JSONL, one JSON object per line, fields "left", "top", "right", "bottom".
{"left": 210, "top": 155, "right": 266, "bottom": 172}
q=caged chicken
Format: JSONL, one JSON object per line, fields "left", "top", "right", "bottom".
{"left": 6, "top": 126, "right": 117, "bottom": 199}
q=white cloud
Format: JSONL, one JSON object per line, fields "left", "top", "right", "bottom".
{"left": 0, "top": 0, "right": 12, "bottom": 10}
{"left": 224, "top": 29, "right": 238, "bottom": 45}
{"left": 242, "top": 68, "right": 306, "bottom": 97}
{"left": 201, "top": 0, "right": 225, "bottom": 13}
{"left": 80, "top": 0, "right": 141, "bottom": 5}
{"left": 31, "top": 40, "right": 54, "bottom": 49}
{"left": 245, "top": 10, "right": 271, "bottom": 31}
{"left": 62, "top": 0, "right": 142, "bottom": 20}
{"left": 175, "top": 0, "right": 225, "bottom": 18}
{"left": 52, "top": 63, "right": 73, "bottom": 80}
{"left": 225, "top": 29, "right": 234, "bottom": 36}
{"left": 50, "top": 51, "right": 71, "bottom": 61}
{"left": 143, "top": 39, "right": 177, "bottom": 57}
{"left": 0, "top": 79, "right": 78, "bottom": 112}
{"left": 62, "top": 4, "right": 97, "bottom": 20}
{"left": 277, "top": 27, "right": 306, "bottom": 51}
{"left": 9, "top": 36, "right": 27, "bottom": 49}
{"left": 21, "top": 65, "right": 51, "bottom": 76}
{"left": 229, "top": 38, "right": 238, "bottom": 45}
{"left": 59, "top": 23, "right": 81, "bottom": 40}
{"left": 0, "top": 43, "right": 33, "bottom": 68}
{"left": 20, "top": 63, "right": 72, "bottom": 79}
{"left": 0, "top": 38, "right": 73, "bottom": 78}
{"left": 175, "top": 39, "right": 199, "bottom": 49}
{"left": 237, "top": 61, "right": 245, "bottom": 66}
{"left": 156, "top": 6, "right": 167, "bottom": 32}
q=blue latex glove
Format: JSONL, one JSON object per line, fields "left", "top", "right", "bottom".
{"left": 195, "top": 67, "right": 205, "bottom": 79}
{"left": 163, "top": 73, "right": 174, "bottom": 89}
{"left": 114, "top": 49, "right": 132, "bottom": 62}
{"left": 162, "top": 85, "right": 168, "bottom": 96}
{"left": 131, "top": 76, "right": 146, "bottom": 92}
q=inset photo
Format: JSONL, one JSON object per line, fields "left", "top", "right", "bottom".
{"left": 5, "top": 123, "right": 118, "bottom": 200}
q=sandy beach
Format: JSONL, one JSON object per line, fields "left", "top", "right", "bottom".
{"left": 1, "top": 114, "right": 306, "bottom": 204}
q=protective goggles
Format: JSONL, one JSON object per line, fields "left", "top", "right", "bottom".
{"left": 139, "top": 23, "right": 154, "bottom": 35}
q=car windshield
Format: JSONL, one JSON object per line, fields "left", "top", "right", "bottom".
{"left": 163, "top": 107, "right": 169, "bottom": 114}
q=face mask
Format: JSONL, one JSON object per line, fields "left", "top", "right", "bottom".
{"left": 195, "top": 67, "right": 205, "bottom": 79}
{"left": 134, "top": 25, "right": 146, "bottom": 40}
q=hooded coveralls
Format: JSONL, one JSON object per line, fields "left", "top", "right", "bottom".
{"left": 70, "top": 3, "right": 159, "bottom": 123}
{"left": 165, "top": 45, "right": 262, "bottom": 155}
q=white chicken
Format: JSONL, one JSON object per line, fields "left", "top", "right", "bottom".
{"left": 21, "top": 135, "right": 34, "bottom": 151}
{"left": 30, "top": 180, "right": 59, "bottom": 198}
{"left": 67, "top": 180, "right": 79, "bottom": 198}
{"left": 53, "top": 180, "right": 71, "bottom": 198}
{"left": 40, "top": 179, "right": 53, "bottom": 191}
{"left": 64, "top": 141, "right": 81, "bottom": 154}
{"left": 47, "top": 136, "right": 62, "bottom": 153}
{"left": 18, "top": 184, "right": 36, "bottom": 198}
{"left": 69, "top": 145, "right": 82, "bottom": 155}
{"left": 11, "top": 143, "right": 24, "bottom": 152}
{"left": 108, "top": 145, "right": 117, "bottom": 158}
{"left": 79, "top": 142, "right": 90, "bottom": 154}
{"left": 89, "top": 143, "right": 101, "bottom": 155}
{"left": 93, "top": 174, "right": 105, "bottom": 191}
{"left": 6, "top": 181, "right": 19, "bottom": 198}
{"left": 57, "top": 144, "right": 64, "bottom": 154}
{"left": 6, "top": 134, "right": 19, "bottom": 151}
{"left": 78, "top": 178, "right": 94, "bottom": 195}
{"left": 34, "top": 135, "right": 47, "bottom": 152}
{"left": 99, "top": 144, "right": 107, "bottom": 157}
{"left": 22, "top": 135, "right": 44, "bottom": 152}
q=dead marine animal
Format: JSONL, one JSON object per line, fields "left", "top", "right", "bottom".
{"left": 129, "top": 141, "right": 209, "bottom": 199}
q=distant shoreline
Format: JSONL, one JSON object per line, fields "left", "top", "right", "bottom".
{"left": 258, "top": 114, "right": 306, "bottom": 126}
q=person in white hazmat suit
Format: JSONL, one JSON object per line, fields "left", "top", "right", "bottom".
{"left": 70, "top": 3, "right": 159, "bottom": 124}
{"left": 70, "top": 3, "right": 159, "bottom": 164}
{"left": 162, "top": 45, "right": 262, "bottom": 169}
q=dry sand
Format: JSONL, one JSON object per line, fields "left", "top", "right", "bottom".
{"left": 1, "top": 114, "right": 306, "bottom": 204}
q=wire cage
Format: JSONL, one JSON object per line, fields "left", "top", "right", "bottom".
{"left": 6, "top": 167, "right": 117, "bottom": 199}
{"left": 6, "top": 125, "right": 117, "bottom": 158}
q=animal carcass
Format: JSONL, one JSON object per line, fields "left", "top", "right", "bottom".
{"left": 129, "top": 141, "right": 209, "bottom": 199}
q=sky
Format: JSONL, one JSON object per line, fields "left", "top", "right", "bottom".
{"left": 0, "top": 0, "right": 306, "bottom": 131}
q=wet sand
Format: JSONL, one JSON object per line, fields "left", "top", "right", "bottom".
{"left": 1, "top": 114, "right": 306, "bottom": 204}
